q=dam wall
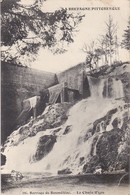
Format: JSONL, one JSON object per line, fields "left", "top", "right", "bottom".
{"left": 1, "top": 62, "right": 58, "bottom": 141}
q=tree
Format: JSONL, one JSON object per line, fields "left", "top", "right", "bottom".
{"left": 101, "top": 15, "right": 118, "bottom": 65}
{"left": 122, "top": 17, "right": 130, "bottom": 51}
{"left": 1, "top": 0, "right": 84, "bottom": 65}
{"left": 82, "top": 42, "right": 101, "bottom": 70}
{"left": 82, "top": 16, "right": 118, "bottom": 69}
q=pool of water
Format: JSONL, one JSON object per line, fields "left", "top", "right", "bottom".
{"left": 1, "top": 173, "right": 129, "bottom": 195}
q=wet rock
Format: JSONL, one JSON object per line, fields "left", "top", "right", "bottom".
{"left": 93, "top": 108, "right": 117, "bottom": 134}
{"left": 84, "top": 129, "right": 93, "bottom": 141}
{"left": 79, "top": 157, "right": 85, "bottom": 165}
{"left": 96, "top": 128, "right": 125, "bottom": 171}
{"left": 58, "top": 168, "right": 72, "bottom": 175}
{"left": 53, "top": 127, "right": 61, "bottom": 134}
{"left": 82, "top": 110, "right": 130, "bottom": 174}
{"left": 112, "top": 117, "right": 119, "bottom": 128}
{"left": 4, "top": 103, "right": 72, "bottom": 148}
{"left": 1, "top": 153, "right": 6, "bottom": 166}
{"left": 32, "top": 135, "right": 57, "bottom": 162}
{"left": 28, "top": 131, "right": 36, "bottom": 137}
{"left": 63, "top": 125, "right": 72, "bottom": 135}
{"left": 83, "top": 156, "right": 100, "bottom": 173}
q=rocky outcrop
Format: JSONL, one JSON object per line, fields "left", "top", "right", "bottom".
{"left": 83, "top": 106, "right": 130, "bottom": 174}
{"left": 32, "top": 135, "right": 57, "bottom": 162}
{"left": 3, "top": 103, "right": 72, "bottom": 148}
{"left": 90, "top": 62, "right": 130, "bottom": 102}
{"left": 1, "top": 153, "right": 6, "bottom": 166}
{"left": 58, "top": 168, "right": 72, "bottom": 175}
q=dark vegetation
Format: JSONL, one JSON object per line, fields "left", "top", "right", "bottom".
{"left": 1, "top": 0, "right": 84, "bottom": 65}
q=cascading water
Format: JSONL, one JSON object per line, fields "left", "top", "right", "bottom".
{"left": 3, "top": 75, "right": 126, "bottom": 175}
{"left": 87, "top": 76, "right": 105, "bottom": 98}
{"left": 111, "top": 78, "right": 124, "bottom": 99}
{"left": 87, "top": 76, "right": 124, "bottom": 99}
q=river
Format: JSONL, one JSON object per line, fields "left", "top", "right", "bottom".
{"left": 1, "top": 173, "right": 129, "bottom": 195}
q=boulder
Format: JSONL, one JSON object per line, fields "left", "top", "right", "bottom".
{"left": 1, "top": 153, "right": 6, "bottom": 166}
{"left": 32, "top": 135, "right": 57, "bottom": 162}
{"left": 58, "top": 168, "right": 72, "bottom": 175}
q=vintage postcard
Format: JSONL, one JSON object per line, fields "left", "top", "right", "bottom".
{"left": 1, "top": 0, "right": 130, "bottom": 195}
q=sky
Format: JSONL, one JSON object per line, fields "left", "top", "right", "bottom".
{"left": 21, "top": 0, "right": 129, "bottom": 73}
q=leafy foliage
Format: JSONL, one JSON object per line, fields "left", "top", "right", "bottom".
{"left": 1, "top": 0, "right": 84, "bottom": 65}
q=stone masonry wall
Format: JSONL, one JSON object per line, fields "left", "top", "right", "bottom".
{"left": 1, "top": 62, "right": 58, "bottom": 142}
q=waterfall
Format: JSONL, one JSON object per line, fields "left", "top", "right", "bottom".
{"left": 87, "top": 76, "right": 124, "bottom": 100}
{"left": 3, "top": 98, "right": 121, "bottom": 174}
{"left": 87, "top": 76, "right": 105, "bottom": 98}
{"left": 3, "top": 74, "right": 126, "bottom": 175}
{"left": 111, "top": 78, "right": 124, "bottom": 99}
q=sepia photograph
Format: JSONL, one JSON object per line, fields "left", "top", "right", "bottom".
{"left": 1, "top": 0, "right": 130, "bottom": 194}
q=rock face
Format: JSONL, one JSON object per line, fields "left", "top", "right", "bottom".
{"left": 83, "top": 107, "right": 130, "bottom": 174}
{"left": 32, "top": 135, "right": 57, "bottom": 162}
{"left": 4, "top": 103, "right": 72, "bottom": 148}
{"left": 97, "top": 129, "right": 129, "bottom": 171}
{"left": 1, "top": 153, "right": 6, "bottom": 166}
